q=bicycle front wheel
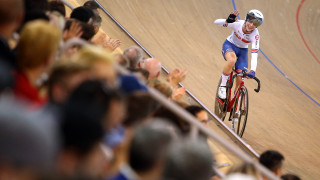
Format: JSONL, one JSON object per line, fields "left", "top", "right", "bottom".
{"left": 233, "top": 86, "right": 249, "bottom": 137}
{"left": 214, "top": 77, "right": 227, "bottom": 121}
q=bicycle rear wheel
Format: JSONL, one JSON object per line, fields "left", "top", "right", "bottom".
{"left": 232, "top": 86, "right": 249, "bottom": 137}
{"left": 214, "top": 77, "right": 227, "bottom": 121}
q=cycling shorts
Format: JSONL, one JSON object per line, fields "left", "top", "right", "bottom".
{"left": 222, "top": 40, "right": 248, "bottom": 72}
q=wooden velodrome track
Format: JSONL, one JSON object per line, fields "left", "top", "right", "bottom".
{"left": 69, "top": 0, "right": 320, "bottom": 179}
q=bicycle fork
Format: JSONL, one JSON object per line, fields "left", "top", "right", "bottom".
{"left": 231, "top": 77, "right": 244, "bottom": 132}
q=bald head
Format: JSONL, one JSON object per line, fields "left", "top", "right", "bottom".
{"left": 0, "top": 0, "right": 24, "bottom": 25}
{"left": 140, "top": 58, "right": 161, "bottom": 79}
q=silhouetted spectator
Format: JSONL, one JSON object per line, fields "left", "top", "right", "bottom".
{"left": 259, "top": 150, "right": 285, "bottom": 179}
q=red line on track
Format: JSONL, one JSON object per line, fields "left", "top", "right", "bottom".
{"left": 296, "top": 0, "right": 320, "bottom": 64}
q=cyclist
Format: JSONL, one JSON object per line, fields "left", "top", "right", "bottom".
{"left": 214, "top": 10, "right": 263, "bottom": 99}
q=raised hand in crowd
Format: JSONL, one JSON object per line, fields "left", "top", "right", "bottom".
{"left": 63, "top": 21, "right": 83, "bottom": 41}
{"left": 91, "top": 32, "right": 107, "bottom": 45}
{"left": 172, "top": 86, "right": 186, "bottom": 101}
{"left": 167, "top": 68, "right": 188, "bottom": 87}
{"left": 103, "top": 37, "right": 121, "bottom": 52}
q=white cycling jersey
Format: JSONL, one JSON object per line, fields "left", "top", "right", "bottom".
{"left": 214, "top": 19, "right": 260, "bottom": 71}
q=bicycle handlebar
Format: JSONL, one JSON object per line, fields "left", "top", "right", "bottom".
{"left": 228, "top": 72, "right": 261, "bottom": 93}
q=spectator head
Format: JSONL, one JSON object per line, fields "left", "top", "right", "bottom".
{"left": 0, "top": 99, "right": 58, "bottom": 179}
{"left": 114, "top": 53, "right": 129, "bottom": 68}
{"left": 91, "top": 10, "right": 102, "bottom": 34}
{"left": 72, "top": 45, "right": 117, "bottom": 87}
{"left": 129, "top": 119, "right": 177, "bottom": 179}
{"left": 65, "top": 19, "right": 95, "bottom": 41}
{"left": 259, "top": 150, "right": 284, "bottom": 177}
{"left": 281, "top": 174, "right": 301, "bottom": 180}
{"left": 153, "top": 106, "right": 190, "bottom": 135}
{"left": 70, "top": 6, "right": 94, "bottom": 24}
{"left": 47, "top": 61, "right": 92, "bottom": 104}
{"left": 185, "top": 105, "right": 208, "bottom": 126}
{"left": 123, "top": 92, "right": 160, "bottom": 128}
{"left": 83, "top": 0, "right": 100, "bottom": 11}
{"left": 17, "top": 20, "right": 61, "bottom": 70}
{"left": 163, "top": 138, "right": 214, "bottom": 180}
{"left": 138, "top": 57, "right": 162, "bottom": 79}
{"left": 123, "top": 46, "right": 144, "bottom": 68}
{"left": 66, "top": 79, "right": 125, "bottom": 132}
{"left": 48, "top": 0, "right": 66, "bottom": 17}
{"left": 0, "top": 0, "right": 24, "bottom": 39}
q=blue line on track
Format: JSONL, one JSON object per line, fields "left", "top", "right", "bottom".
{"left": 231, "top": 0, "right": 320, "bottom": 107}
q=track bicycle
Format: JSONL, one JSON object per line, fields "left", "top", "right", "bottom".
{"left": 214, "top": 70, "right": 260, "bottom": 137}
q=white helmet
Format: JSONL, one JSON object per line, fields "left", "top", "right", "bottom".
{"left": 245, "top": 9, "right": 264, "bottom": 27}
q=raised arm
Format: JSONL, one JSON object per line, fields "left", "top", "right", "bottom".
{"left": 214, "top": 10, "right": 239, "bottom": 27}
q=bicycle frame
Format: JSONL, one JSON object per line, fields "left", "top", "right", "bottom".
{"left": 216, "top": 70, "right": 244, "bottom": 113}
{"left": 226, "top": 71, "right": 244, "bottom": 112}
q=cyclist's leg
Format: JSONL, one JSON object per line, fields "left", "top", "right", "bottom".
{"left": 234, "top": 48, "right": 248, "bottom": 91}
{"left": 220, "top": 40, "right": 239, "bottom": 87}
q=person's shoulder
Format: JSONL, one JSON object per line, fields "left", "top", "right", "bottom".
{"left": 254, "top": 28, "right": 259, "bottom": 34}
{"left": 250, "top": 28, "right": 260, "bottom": 40}
{"left": 235, "top": 19, "right": 245, "bottom": 25}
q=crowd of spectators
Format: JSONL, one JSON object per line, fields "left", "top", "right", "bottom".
{"left": 0, "top": 0, "right": 301, "bottom": 179}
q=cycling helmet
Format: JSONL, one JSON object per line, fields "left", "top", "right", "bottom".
{"left": 245, "top": 9, "right": 264, "bottom": 27}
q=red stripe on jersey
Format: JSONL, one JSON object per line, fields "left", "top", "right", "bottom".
{"left": 242, "top": 39, "right": 251, "bottom": 43}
